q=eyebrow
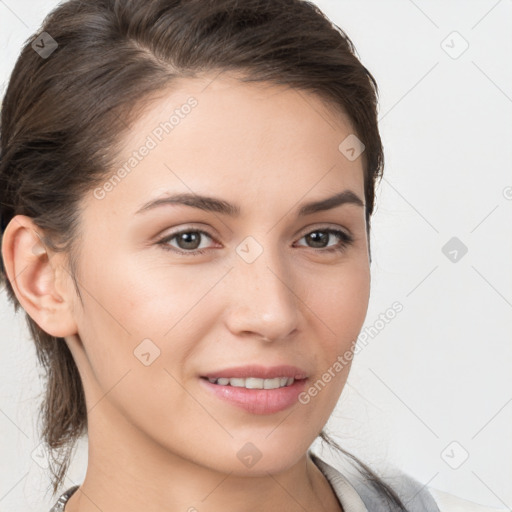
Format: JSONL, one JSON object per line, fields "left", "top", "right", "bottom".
{"left": 135, "top": 189, "right": 365, "bottom": 217}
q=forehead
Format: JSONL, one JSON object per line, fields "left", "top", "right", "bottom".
{"left": 87, "top": 73, "right": 365, "bottom": 215}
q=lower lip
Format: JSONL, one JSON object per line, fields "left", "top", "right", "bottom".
{"left": 199, "top": 377, "right": 308, "bottom": 415}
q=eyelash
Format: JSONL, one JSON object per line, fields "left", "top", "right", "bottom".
{"left": 156, "top": 226, "right": 354, "bottom": 257}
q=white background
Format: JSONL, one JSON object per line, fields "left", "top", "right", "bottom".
{"left": 1, "top": 1, "right": 511, "bottom": 511}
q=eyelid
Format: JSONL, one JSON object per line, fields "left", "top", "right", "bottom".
{"left": 296, "top": 222, "right": 351, "bottom": 238}
{"left": 157, "top": 223, "right": 351, "bottom": 242}
{"left": 155, "top": 222, "right": 218, "bottom": 242}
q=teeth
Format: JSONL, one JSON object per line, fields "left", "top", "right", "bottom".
{"left": 207, "top": 376, "right": 295, "bottom": 389}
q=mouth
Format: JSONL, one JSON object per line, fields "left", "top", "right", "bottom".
{"left": 200, "top": 376, "right": 301, "bottom": 389}
{"left": 198, "top": 375, "right": 309, "bottom": 414}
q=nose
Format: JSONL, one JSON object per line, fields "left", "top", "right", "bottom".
{"left": 223, "top": 243, "right": 300, "bottom": 343}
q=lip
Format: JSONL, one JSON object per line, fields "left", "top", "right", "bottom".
{"left": 199, "top": 376, "right": 308, "bottom": 415}
{"left": 200, "top": 364, "right": 308, "bottom": 380}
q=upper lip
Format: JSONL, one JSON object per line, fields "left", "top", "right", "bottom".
{"left": 201, "top": 365, "right": 308, "bottom": 380}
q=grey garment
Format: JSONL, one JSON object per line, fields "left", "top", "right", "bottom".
{"left": 49, "top": 485, "right": 79, "bottom": 512}
{"left": 310, "top": 451, "right": 441, "bottom": 512}
{"left": 48, "top": 453, "right": 441, "bottom": 512}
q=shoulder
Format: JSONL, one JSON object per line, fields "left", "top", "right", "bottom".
{"left": 373, "top": 466, "right": 510, "bottom": 512}
{"left": 427, "top": 487, "right": 510, "bottom": 512}
{"left": 309, "top": 450, "right": 510, "bottom": 512}
{"left": 311, "top": 451, "right": 439, "bottom": 511}
{"left": 386, "top": 468, "right": 510, "bottom": 512}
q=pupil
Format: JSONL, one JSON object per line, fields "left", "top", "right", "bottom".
{"left": 179, "top": 232, "right": 200, "bottom": 249}
{"left": 307, "top": 231, "right": 328, "bottom": 248}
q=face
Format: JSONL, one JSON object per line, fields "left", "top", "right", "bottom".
{"left": 65, "top": 73, "right": 370, "bottom": 475}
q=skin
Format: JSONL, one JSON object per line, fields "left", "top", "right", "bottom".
{"left": 3, "top": 72, "right": 371, "bottom": 512}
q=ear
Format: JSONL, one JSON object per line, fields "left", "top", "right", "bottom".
{"left": 1, "top": 215, "right": 78, "bottom": 338}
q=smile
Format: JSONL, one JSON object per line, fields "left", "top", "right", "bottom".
{"left": 204, "top": 376, "right": 295, "bottom": 389}
{"left": 199, "top": 376, "right": 308, "bottom": 414}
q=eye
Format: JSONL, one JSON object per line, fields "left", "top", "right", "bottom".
{"left": 295, "top": 227, "right": 354, "bottom": 253}
{"left": 156, "top": 226, "right": 354, "bottom": 257}
{"left": 157, "top": 228, "right": 216, "bottom": 256}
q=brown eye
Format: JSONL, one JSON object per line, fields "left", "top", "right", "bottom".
{"left": 158, "top": 229, "right": 216, "bottom": 256}
{"left": 296, "top": 228, "right": 353, "bottom": 253}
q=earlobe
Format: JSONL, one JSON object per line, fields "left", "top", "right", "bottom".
{"left": 1, "top": 215, "right": 78, "bottom": 338}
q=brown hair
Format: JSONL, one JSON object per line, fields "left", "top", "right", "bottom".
{"left": 0, "top": 0, "right": 406, "bottom": 508}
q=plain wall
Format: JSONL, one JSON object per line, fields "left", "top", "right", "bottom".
{"left": 1, "top": 1, "right": 511, "bottom": 510}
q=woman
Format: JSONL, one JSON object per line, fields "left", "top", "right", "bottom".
{"left": 0, "top": 1, "right": 505, "bottom": 511}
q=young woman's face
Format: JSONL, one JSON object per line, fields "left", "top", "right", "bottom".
{"left": 66, "top": 73, "right": 370, "bottom": 474}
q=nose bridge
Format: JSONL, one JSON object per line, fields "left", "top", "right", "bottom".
{"left": 226, "top": 234, "right": 299, "bottom": 340}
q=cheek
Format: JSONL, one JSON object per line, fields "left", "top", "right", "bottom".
{"left": 75, "top": 257, "right": 218, "bottom": 380}
{"left": 298, "top": 267, "right": 369, "bottom": 416}
{"left": 306, "top": 262, "right": 370, "bottom": 344}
